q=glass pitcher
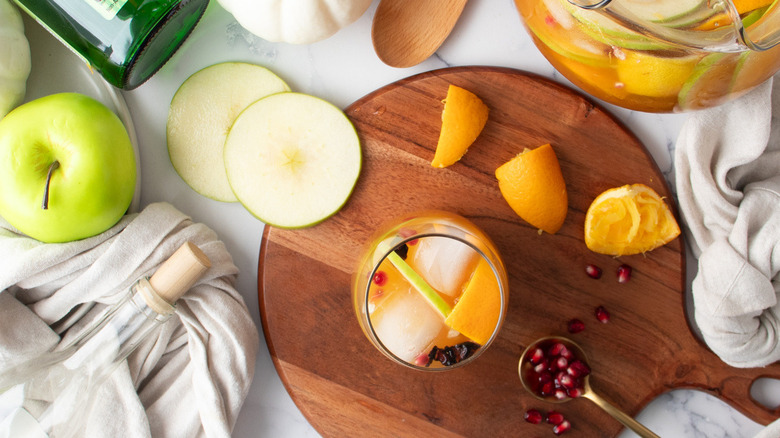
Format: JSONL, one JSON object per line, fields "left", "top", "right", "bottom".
{"left": 515, "top": 0, "right": 780, "bottom": 112}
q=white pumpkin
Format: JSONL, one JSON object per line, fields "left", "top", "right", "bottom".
{"left": 217, "top": 0, "right": 372, "bottom": 45}
{"left": 0, "top": 0, "right": 31, "bottom": 118}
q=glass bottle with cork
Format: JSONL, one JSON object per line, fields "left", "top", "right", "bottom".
{"left": 0, "top": 241, "right": 211, "bottom": 437}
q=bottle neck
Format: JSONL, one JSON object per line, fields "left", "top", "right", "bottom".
{"left": 61, "top": 278, "right": 173, "bottom": 372}
{"left": 0, "top": 279, "right": 176, "bottom": 438}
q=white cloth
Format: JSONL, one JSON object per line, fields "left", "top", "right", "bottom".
{"left": 0, "top": 202, "right": 259, "bottom": 437}
{"left": 675, "top": 77, "right": 780, "bottom": 435}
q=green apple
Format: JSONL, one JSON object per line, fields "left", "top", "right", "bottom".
{"left": 224, "top": 92, "right": 361, "bottom": 229}
{"left": 167, "top": 62, "right": 290, "bottom": 202}
{"left": 0, "top": 92, "right": 136, "bottom": 243}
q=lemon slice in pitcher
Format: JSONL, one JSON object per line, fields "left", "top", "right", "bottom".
{"left": 616, "top": 50, "right": 698, "bottom": 98}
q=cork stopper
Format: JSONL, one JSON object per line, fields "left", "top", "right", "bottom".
{"left": 148, "top": 241, "right": 211, "bottom": 306}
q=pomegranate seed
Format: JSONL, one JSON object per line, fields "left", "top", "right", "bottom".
{"left": 595, "top": 305, "right": 611, "bottom": 323}
{"left": 567, "top": 318, "right": 585, "bottom": 334}
{"left": 548, "top": 342, "right": 565, "bottom": 356}
{"left": 546, "top": 411, "right": 565, "bottom": 426}
{"left": 566, "top": 360, "right": 590, "bottom": 378}
{"left": 558, "top": 373, "right": 575, "bottom": 389}
{"left": 585, "top": 264, "right": 602, "bottom": 279}
{"left": 617, "top": 264, "right": 632, "bottom": 283}
{"left": 524, "top": 409, "right": 544, "bottom": 424}
{"left": 529, "top": 347, "right": 545, "bottom": 365}
{"left": 553, "top": 420, "right": 572, "bottom": 435}
{"left": 373, "top": 271, "right": 388, "bottom": 286}
{"left": 414, "top": 353, "right": 429, "bottom": 367}
{"left": 524, "top": 339, "right": 591, "bottom": 401}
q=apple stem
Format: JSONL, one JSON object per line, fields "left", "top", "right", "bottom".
{"left": 42, "top": 161, "right": 60, "bottom": 210}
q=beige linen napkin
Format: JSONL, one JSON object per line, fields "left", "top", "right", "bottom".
{"left": 0, "top": 202, "right": 259, "bottom": 437}
{"left": 675, "top": 76, "right": 780, "bottom": 435}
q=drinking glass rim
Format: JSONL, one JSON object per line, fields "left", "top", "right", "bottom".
{"left": 362, "top": 231, "right": 508, "bottom": 371}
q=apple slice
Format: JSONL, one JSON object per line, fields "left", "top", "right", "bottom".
{"left": 564, "top": 1, "right": 677, "bottom": 51}
{"left": 677, "top": 53, "right": 736, "bottom": 110}
{"left": 224, "top": 92, "right": 361, "bottom": 228}
{"left": 375, "top": 240, "right": 453, "bottom": 317}
{"left": 167, "top": 62, "right": 290, "bottom": 202}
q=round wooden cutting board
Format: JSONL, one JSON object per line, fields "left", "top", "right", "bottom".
{"left": 258, "top": 66, "right": 780, "bottom": 437}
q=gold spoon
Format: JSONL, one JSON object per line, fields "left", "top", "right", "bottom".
{"left": 371, "top": 0, "right": 468, "bottom": 68}
{"left": 518, "top": 336, "right": 660, "bottom": 438}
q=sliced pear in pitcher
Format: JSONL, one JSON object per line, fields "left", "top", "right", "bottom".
{"left": 564, "top": 0, "right": 677, "bottom": 51}
{"left": 677, "top": 53, "right": 739, "bottom": 110}
{"left": 224, "top": 92, "right": 361, "bottom": 228}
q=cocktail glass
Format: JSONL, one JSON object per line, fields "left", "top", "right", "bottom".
{"left": 352, "top": 210, "right": 509, "bottom": 370}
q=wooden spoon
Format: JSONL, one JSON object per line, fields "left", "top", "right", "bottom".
{"left": 372, "top": 0, "right": 468, "bottom": 68}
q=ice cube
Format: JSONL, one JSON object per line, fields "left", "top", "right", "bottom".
{"left": 371, "top": 288, "right": 444, "bottom": 363}
{"left": 409, "top": 236, "right": 479, "bottom": 297}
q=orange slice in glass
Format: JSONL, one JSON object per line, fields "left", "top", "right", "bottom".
{"left": 444, "top": 258, "right": 501, "bottom": 345}
{"left": 495, "top": 143, "right": 568, "bottom": 234}
{"left": 584, "top": 184, "right": 681, "bottom": 256}
{"left": 431, "top": 85, "right": 489, "bottom": 168}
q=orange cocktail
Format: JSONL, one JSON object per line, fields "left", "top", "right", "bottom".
{"left": 352, "top": 211, "right": 509, "bottom": 370}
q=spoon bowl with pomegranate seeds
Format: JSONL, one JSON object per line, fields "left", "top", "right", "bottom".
{"left": 518, "top": 337, "right": 660, "bottom": 438}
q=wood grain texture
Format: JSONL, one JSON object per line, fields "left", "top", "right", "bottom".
{"left": 258, "top": 67, "right": 780, "bottom": 437}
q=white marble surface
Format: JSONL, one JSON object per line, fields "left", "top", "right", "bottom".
{"left": 118, "top": 0, "right": 780, "bottom": 436}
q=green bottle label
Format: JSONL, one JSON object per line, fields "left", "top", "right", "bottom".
{"left": 86, "top": 0, "right": 128, "bottom": 19}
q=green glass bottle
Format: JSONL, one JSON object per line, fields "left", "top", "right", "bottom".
{"left": 13, "top": 0, "right": 209, "bottom": 89}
